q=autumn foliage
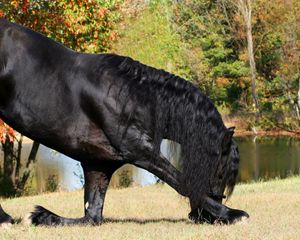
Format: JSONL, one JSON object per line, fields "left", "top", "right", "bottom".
{"left": 0, "top": 0, "right": 123, "bottom": 196}
{"left": 173, "top": 0, "right": 300, "bottom": 130}
{"left": 0, "top": 0, "right": 122, "bottom": 53}
{"left": 0, "top": 120, "right": 15, "bottom": 144}
{"left": 0, "top": 0, "right": 122, "bottom": 141}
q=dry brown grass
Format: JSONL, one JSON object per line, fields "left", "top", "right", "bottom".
{"left": 0, "top": 177, "right": 300, "bottom": 240}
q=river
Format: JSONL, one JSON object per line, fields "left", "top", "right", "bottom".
{"left": 5, "top": 136, "right": 300, "bottom": 192}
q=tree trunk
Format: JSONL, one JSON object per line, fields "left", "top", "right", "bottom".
{"left": 281, "top": 6, "right": 300, "bottom": 124}
{"left": 297, "top": 77, "right": 300, "bottom": 119}
{"left": 298, "top": 78, "right": 300, "bottom": 108}
{"left": 14, "top": 135, "right": 23, "bottom": 183}
{"left": 16, "top": 141, "right": 40, "bottom": 192}
{"left": 2, "top": 136, "right": 15, "bottom": 195}
{"left": 26, "top": 141, "right": 40, "bottom": 168}
{"left": 238, "top": 0, "right": 260, "bottom": 118}
{"left": 1, "top": 136, "right": 40, "bottom": 196}
{"left": 246, "top": 19, "right": 260, "bottom": 117}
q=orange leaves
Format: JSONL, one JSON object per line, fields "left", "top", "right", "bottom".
{"left": 0, "top": 120, "right": 15, "bottom": 144}
{"left": 21, "top": 0, "right": 29, "bottom": 13}
{"left": 3, "top": 0, "right": 121, "bottom": 53}
{"left": 109, "top": 31, "right": 117, "bottom": 41}
{"left": 216, "top": 77, "right": 230, "bottom": 87}
{"left": 98, "top": 8, "right": 108, "bottom": 19}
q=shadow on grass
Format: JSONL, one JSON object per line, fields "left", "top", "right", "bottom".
{"left": 104, "top": 217, "right": 192, "bottom": 225}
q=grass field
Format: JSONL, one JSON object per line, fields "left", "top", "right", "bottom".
{"left": 0, "top": 177, "right": 300, "bottom": 240}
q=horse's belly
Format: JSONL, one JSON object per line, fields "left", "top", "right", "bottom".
{"left": 1, "top": 105, "right": 121, "bottom": 162}
{"left": 71, "top": 122, "right": 121, "bottom": 162}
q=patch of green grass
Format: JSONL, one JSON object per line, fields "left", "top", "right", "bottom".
{"left": 0, "top": 177, "right": 300, "bottom": 239}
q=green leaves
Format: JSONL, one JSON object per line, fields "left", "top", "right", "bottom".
{"left": 212, "top": 61, "right": 249, "bottom": 78}
{"left": 172, "top": 0, "right": 300, "bottom": 130}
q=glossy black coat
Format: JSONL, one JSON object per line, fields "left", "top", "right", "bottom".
{"left": 0, "top": 19, "right": 248, "bottom": 226}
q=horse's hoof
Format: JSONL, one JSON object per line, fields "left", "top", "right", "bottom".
{"left": 188, "top": 209, "right": 216, "bottom": 224}
{"left": 23, "top": 213, "right": 32, "bottom": 226}
{"left": 229, "top": 209, "right": 249, "bottom": 224}
{"left": 0, "top": 222, "right": 13, "bottom": 229}
{"left": 0, "top": 205, "right": 14, "bottom": 226}
{"left": 188, "top": 211, "right": 200, "bottom": 223}
{"left": 215, "top": 209, "right": 249, "bottom": 225}
{"left": 234, "top": 215, "right": 249, "bottom": 225}
{"left": 29, "top": 205, "right": 61, "bottom": 226}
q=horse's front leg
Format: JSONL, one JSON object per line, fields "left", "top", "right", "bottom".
{"left": 134, "top": 155, "right": 188, "bottom": 197}
{"left": 189, "top": 196, "right": 249, "bottom": 224}
{"left": 30, "top": 163, "right": 118, "bottom": 226}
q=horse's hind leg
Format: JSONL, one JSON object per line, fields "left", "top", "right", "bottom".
{"left": 0, "top": 205, "right": 14, "bottom": 225}
{"left": 29, "top": 162, "right": 119, "bottom": 226}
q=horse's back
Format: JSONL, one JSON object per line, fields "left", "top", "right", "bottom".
{"left": 0, "top": 21, "right": 124, "bottom": 162}
{"left": 0, "top": 20, "right": 218, "bottom": 164}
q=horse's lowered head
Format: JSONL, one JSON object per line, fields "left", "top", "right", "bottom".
{"left": 188, "top": 126, "right": 248, "bottom": 224}
{"left": 209, "top": 127, "right": 240, "bottom": 203}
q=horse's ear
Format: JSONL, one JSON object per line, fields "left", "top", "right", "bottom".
{"left": 222, "top": 127, "right": 235, "bottom": 151}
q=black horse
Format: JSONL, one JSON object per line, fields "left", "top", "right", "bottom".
{"left": 0, "top": 19, "right": 249, "bottom": 226}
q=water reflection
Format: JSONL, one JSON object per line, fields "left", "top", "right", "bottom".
{"left": 236, "top": 136, "right": 300, "bottom": 182}
{"left": 12, "top": 136, "right": 300, "bottom": 191}
{"left": 111, "top": 139, "right": 179, "bottom": 187}
{"left": 37, "top": 145, "right": 84, "bottom": 191}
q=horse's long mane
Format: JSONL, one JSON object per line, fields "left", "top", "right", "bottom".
{"left": 2, "top": 17, "right": 234, "bottom": 201}
{"left": 1, "top": 16, "right": 235, "bottom": 202}
{"left": 102, "top": 54, "right": 230, "bottom": 203}
{"left": 0, "top": 20, "right": 246, "bottom": 225}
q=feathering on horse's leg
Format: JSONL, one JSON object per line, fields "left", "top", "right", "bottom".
{"left": 29, "top": 162, "right": 119, "bottom": 226}
{"left": 189, "top": 196, "right": 249, "bottom": 224}
{"left": 0, "top": 205, "right": 14, "bottom": 226}
{"left": 81, "top": 163, "right": 118, "bottom": 224}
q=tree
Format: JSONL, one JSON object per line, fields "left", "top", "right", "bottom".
{"left": 235, "top": 0, "right": 260, "bottom": 117}
{"left": 0, "top": 0, "right": 122, "bottom": 53}
{"left": 172, "top": 0, "right": 249, "bottom": 109}
{"left": 274, "top": 0, "right": 300, "bottom": 128}
{"left": 0, "top": 0, "right": 123, "bottom": 196}
{"left": 0, "top": 121, "right": 16, "bottom": 195}
{"left": 172, "top": 0, "right": 300, "bottom": 131}
{"left": 249, "top": 0, "right": 300, "bottom": 130}
{"left": 0, "top": 121, "right": 40, "bottom": 196}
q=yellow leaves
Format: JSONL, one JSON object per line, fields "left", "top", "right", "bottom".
{"left": 10, "top": 0, "right": 19, "bottom": 9}
{"left": 216, "top": 77, "right": 230, "bottom": 87}
{"left": 239, "top": 52, "right": 248, "bottom": 62}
